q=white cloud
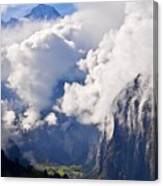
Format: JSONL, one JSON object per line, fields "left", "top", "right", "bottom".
{"left": 20, "top": 107, "right": 40, "bottom": 130}
{"left": 1, "top": 19, "right": 82, "bottom": 134}
{"left": 1, "top": 100, "right": 18, "bottom": 148}
{"left": 44, "top": 112, "right": 57, "bottom": 126}
{"left": 56, "top": 0, "right": 153, "bottom": 136}
{"left": 74, "top": 1, "right": 125, "bottom": 49}
{"left": 53, "top": 1, "right": 125, "bottom": 52}
{"left": 1, "top": 21, "right": 52, "bottom": 46}
{"left": 3, "top": 24, "right": 80, "bottom": 111}
{"left": 2, "top": 107, "right": 16, "bottom": 128}
{"left": 1, "top": 2, "right": 125, "bottom": 132}
{"left": 1, "top": 0, "right": 153, "bottom": 139}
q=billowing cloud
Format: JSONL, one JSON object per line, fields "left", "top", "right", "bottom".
{"left": 74, "top": 1, "right": 125, "bottom": 49}
{"left": 1, "top": 100, "right": 17, "bottom": 148}
{"left": 1, "top": 2, "right": 126, "bottom": 133}
{"left": 5, "top": 29, "right": 79, "bottom": 110}
{"left": 1, "top": 100, "right": 16, "bottom": 129}
{"left": 56, "top": 0, "right": 153, "bottom": 133}
{"left": 44, "top": 112, "right": 57, "bottom": 126}
{"left": 1, "top": 21, "right": 53, "bottom": 46}
{"left": 2, "top": 27, "right": 81, "bottom": 135}
{"left": 20, "top": 107, "right": 40, "bottom": 130}
{"left": 1, "top": 0, "right": 153, "bottom": 143}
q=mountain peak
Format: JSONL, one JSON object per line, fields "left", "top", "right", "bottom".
{"left": 24, "top": 4, "right": 60, "bottom": 21}
{"left": 1, "top": 4, "right": 61, "bottom": 28}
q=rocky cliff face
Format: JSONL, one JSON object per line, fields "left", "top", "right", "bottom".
{"left": 89, "top": 74, "right": 157, "bottom": 180}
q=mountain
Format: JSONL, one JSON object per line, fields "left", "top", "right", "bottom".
{"left": 1, "top": 4, "right": 61, "bottom": 28}
{"left": 91, "top": 75, "right": 157, "bottom": 180}
{"left": 1, "top": 75, "right": 157, "bottom": 180}
{"left": 24, "top": 4, "right": 60, "bottom": 21}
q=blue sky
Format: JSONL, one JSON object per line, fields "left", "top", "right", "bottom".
{"left": 2, "top": 3, "right": 76, "bottom": 21}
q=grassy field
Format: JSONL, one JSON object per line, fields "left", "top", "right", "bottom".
{"left": 35, "top": 164, "right": 84, "bottom": 178}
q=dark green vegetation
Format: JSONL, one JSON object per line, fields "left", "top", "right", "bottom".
{"left": 1, "top": 150, "right": 68, "bottom": 178}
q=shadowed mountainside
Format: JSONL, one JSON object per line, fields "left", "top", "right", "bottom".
{"left": 1, "top": 150, "right": 68, "bottom": 178}
{"left": 90, "top": 75, "right": 157, "bottom": 180}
